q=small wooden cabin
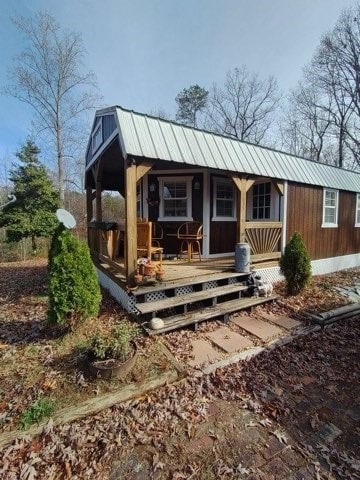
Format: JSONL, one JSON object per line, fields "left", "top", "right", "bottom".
{"left": 85, "top": 106, "right": 360, "bottom": 332}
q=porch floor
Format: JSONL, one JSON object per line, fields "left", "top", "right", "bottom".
{"left": 97, "top": 254, "right": 279, "bottom": 289}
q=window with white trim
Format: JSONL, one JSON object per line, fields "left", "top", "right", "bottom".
{"left": 212, "top": 178, "right": 236, "bottom": 221}
{"left": 252, "top": 182, "right": 271, "bottom": 220}
{"left": 322, "top": 189, "right": 338, "bottom": 227}
{"left": 355, "top": 193, "right": 360, "bottom": 227}
{"left": 92, "top": 120, "right": 103, "bottom": 153}
{"left": 159, "top": 177, "right": 192, "bottom": 220}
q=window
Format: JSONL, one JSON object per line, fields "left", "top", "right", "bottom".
{"left": 322, "top": 189, "right": 338, "bottom": 227}
{"left": 159, "top": 177, "right": 192, "bottom": 220}
{"left": 92, "top": 120, "right": 103, "bottom": 153}
{"left": 355, "top": 193, "right": 360, "bottom": 227}
{"left": 212, "top": 178, "right": 236, "bottom": 220}
{"left": 136, "top": 183, "right": 142, "bottom": 218}
{"left": 252, "top": 182, "right": 271, "bottom": 220}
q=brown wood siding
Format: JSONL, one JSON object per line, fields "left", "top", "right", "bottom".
{"left": 286, "top": 183, "right": 360, "bottom": 260}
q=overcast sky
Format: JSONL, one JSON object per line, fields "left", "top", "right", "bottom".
{"left": 0, "top": 0, "right": 355, "bottom": 172}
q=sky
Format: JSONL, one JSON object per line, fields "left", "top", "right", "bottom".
{"left": 0, "top": 0, "right": 356, "bottom": 175}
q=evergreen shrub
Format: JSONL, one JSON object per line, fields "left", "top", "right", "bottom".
{"left": 48, "top": 224, "right": 101, "bottom": 328}
{"left": 280, "top": 231, "right": 312, "bottom": 295}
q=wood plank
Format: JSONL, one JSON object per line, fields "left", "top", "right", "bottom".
{"left": 245, "top": 221, "right": 282, "bottom": 229}
{"left": 136, "top": 284, "right": 249, "bottom": 315}
{"left": 251, "top": 252, "right": 281, "bottom": 262}
{"left": 136, "top": 161, "right": 154, "bottom": 182}
{"left": 133, "top": 271, "right": 250, "bottom": 297}
{"left": 0, "top": 370, "right": 179, "bottom": 449}
{"left": 143, "top": 295, "right": 278, "bottom": 335}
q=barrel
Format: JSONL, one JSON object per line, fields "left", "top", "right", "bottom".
{"left": 235, "top": 242, "right": 250, "bottom": 273}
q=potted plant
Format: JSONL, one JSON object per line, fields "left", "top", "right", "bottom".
{"left": 82, "top": 322, "right": 139, "bottom": 379}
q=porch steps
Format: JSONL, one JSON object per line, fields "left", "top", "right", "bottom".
{"left": 142, "top": 295, "right": 278, "bottom": 335}
{"left": 136, "top": 283, "right": 249, "bottom": 315}
{"left": 132, "top": 271, "right": 250, "bottom": 299}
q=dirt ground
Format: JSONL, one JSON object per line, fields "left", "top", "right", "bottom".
{"left": 0, "top": 259, "right": 359, "bottom": 479}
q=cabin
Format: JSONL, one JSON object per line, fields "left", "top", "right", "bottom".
{"left": 85, "top": 105, "right": 360, "bottom": 333}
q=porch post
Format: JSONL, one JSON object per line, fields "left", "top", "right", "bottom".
{"left": 86, "top": 186, "right": 94, "bottom": 222}
{"left": 231, "top": 176, "right": 254, "bottom": 243}
{"left": 125, "top": 157, "right": 138, "bottom": 284}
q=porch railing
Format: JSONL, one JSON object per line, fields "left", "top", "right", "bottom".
{"left": 245, "top": 221, "right": 282, "bottom": 255}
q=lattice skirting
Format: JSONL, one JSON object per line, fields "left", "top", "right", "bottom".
{"left": 255, "top": 253, "right": 360, "bottom": 283}
{"left": 96, "top": 268, "right": 137, "bottom": 313}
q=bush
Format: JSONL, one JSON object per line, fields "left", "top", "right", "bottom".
{"left": 48, "top": 224, "right": 101, "bottom": 328}
{"left": 280, "top": 232, "right": 312, "bottom": 295}
{"left": 82, "top": 322, "right": 139, "bottom": 363}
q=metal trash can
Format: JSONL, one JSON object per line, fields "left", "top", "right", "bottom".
{"left": 235, "top": 242, "right": 250, "bottom": 273}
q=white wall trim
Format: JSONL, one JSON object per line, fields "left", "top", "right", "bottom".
{"left": 281, "top": 180, "right": 288, "bottom": 253}
{"left": 311, "top": 253, "right": 360, "bottom": 275}
{"left": 203, "top": 170, "right": 210, "bottom": 257}
{"left": 256, "top": 252, "right": 360, "bottom": 283}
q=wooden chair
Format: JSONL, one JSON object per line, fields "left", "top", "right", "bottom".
{"left": 137, "top": 221, "right": 163, "bottom": 267}
{"left": 177, "top": 221, "right": 203, "bottom": 262}
{"left": 152, "top": 222, "right": 164, "bottom": 248}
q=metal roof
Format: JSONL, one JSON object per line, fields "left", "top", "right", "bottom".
{"left": 104, "top": 105, "right": 360, "bottom": 193}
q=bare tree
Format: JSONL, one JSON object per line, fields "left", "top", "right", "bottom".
{"left": 280, "top": 82, "right": 332, "bottom": 161}
{"left": 4, "top": 12, "right": 101, "bottom": 206}
{"left": 206, "top": 66, "right": 281, "bottom": 144}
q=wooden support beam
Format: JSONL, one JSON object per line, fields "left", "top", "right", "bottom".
{"left": 136, "top": 161, "right": 154, "bottom": 182}
{"left": 125, "top": 158, "right": 138, "bottom": 284}
{"left": 231, "top": 176, "right": 251, "bottom": 243}
{"left": 274, "top": 181, "right": 284, "bottom": 196}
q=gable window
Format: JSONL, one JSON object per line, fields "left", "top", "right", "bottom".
{"left": 252, "top": 182, "right": 271, "bottom": 220}
{"left": 92, "top": 120, "right": 103, "bottom": 154}
{"left": 159, "top": 177, "right": 192, "bottom": 221}
{"left": 355, "top": 193, "right": 360, "bottom": 227}
{"left": 322, "top": 189, "right": 338, "bottom": 227}
{"left": 212, "top": 178, "right": 236, "bottom": 221}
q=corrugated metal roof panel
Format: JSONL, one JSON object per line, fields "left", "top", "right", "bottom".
{"left": 110, "top": 106, "right": 360, "bottom": 193}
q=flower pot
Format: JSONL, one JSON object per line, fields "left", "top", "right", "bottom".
{"left": 87, "top": 343, "right": 137, "bottom": 380}
{"left": 144, "top": 264, "right": 156, "bottom": 276}
{"left": 156, "top": 270, "right": 165, "bottom": 282}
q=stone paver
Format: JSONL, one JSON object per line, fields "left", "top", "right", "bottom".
{"left": 259, "top": 312, "right": 301, "bottom": 330}
{"left": 188, "top": 339, "right": 222, "bottom": 367}
{"left": 206, "top": 326, "right": 253, "bottom": 353}
{"left": 231, "top": 315, "right": 283, "bottom": 341}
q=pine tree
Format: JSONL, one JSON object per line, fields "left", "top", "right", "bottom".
{"left": 175, "top": 84, "right": 209, "bottom": 128}
{"left": 48, "top": 224, "right": 101, "bottom": 328}
{"left": 0, "top": 139, "right": 59, "bottom": 253}
{"left": 280, "top": 232, "right": 312, "bottom": 295}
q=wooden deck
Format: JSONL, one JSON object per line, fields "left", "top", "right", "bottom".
{"left": 95, "top": 255, "right": 279, "bottom": 335}
{"left": 96, "top": 252, "right": 280, "bottom": 288}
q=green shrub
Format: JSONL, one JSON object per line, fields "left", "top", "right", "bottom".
{"left": 20, "top": 398, "right": 55, "bottom": 430}
{"left": 280, "top": 232, "right": 312, "bottom": 295}
{"left": 48, "top": 224, "right": 101, "bottom": 329}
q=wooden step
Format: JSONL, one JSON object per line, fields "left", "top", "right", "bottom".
{"left": 142, "top": 295, "right": 278, "bottom": 335}
{"left": 133, "top": 271, "right": 250, "bottom": 297}
{"left": 136, "top": 283, "right": 249, "bottom": 315}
